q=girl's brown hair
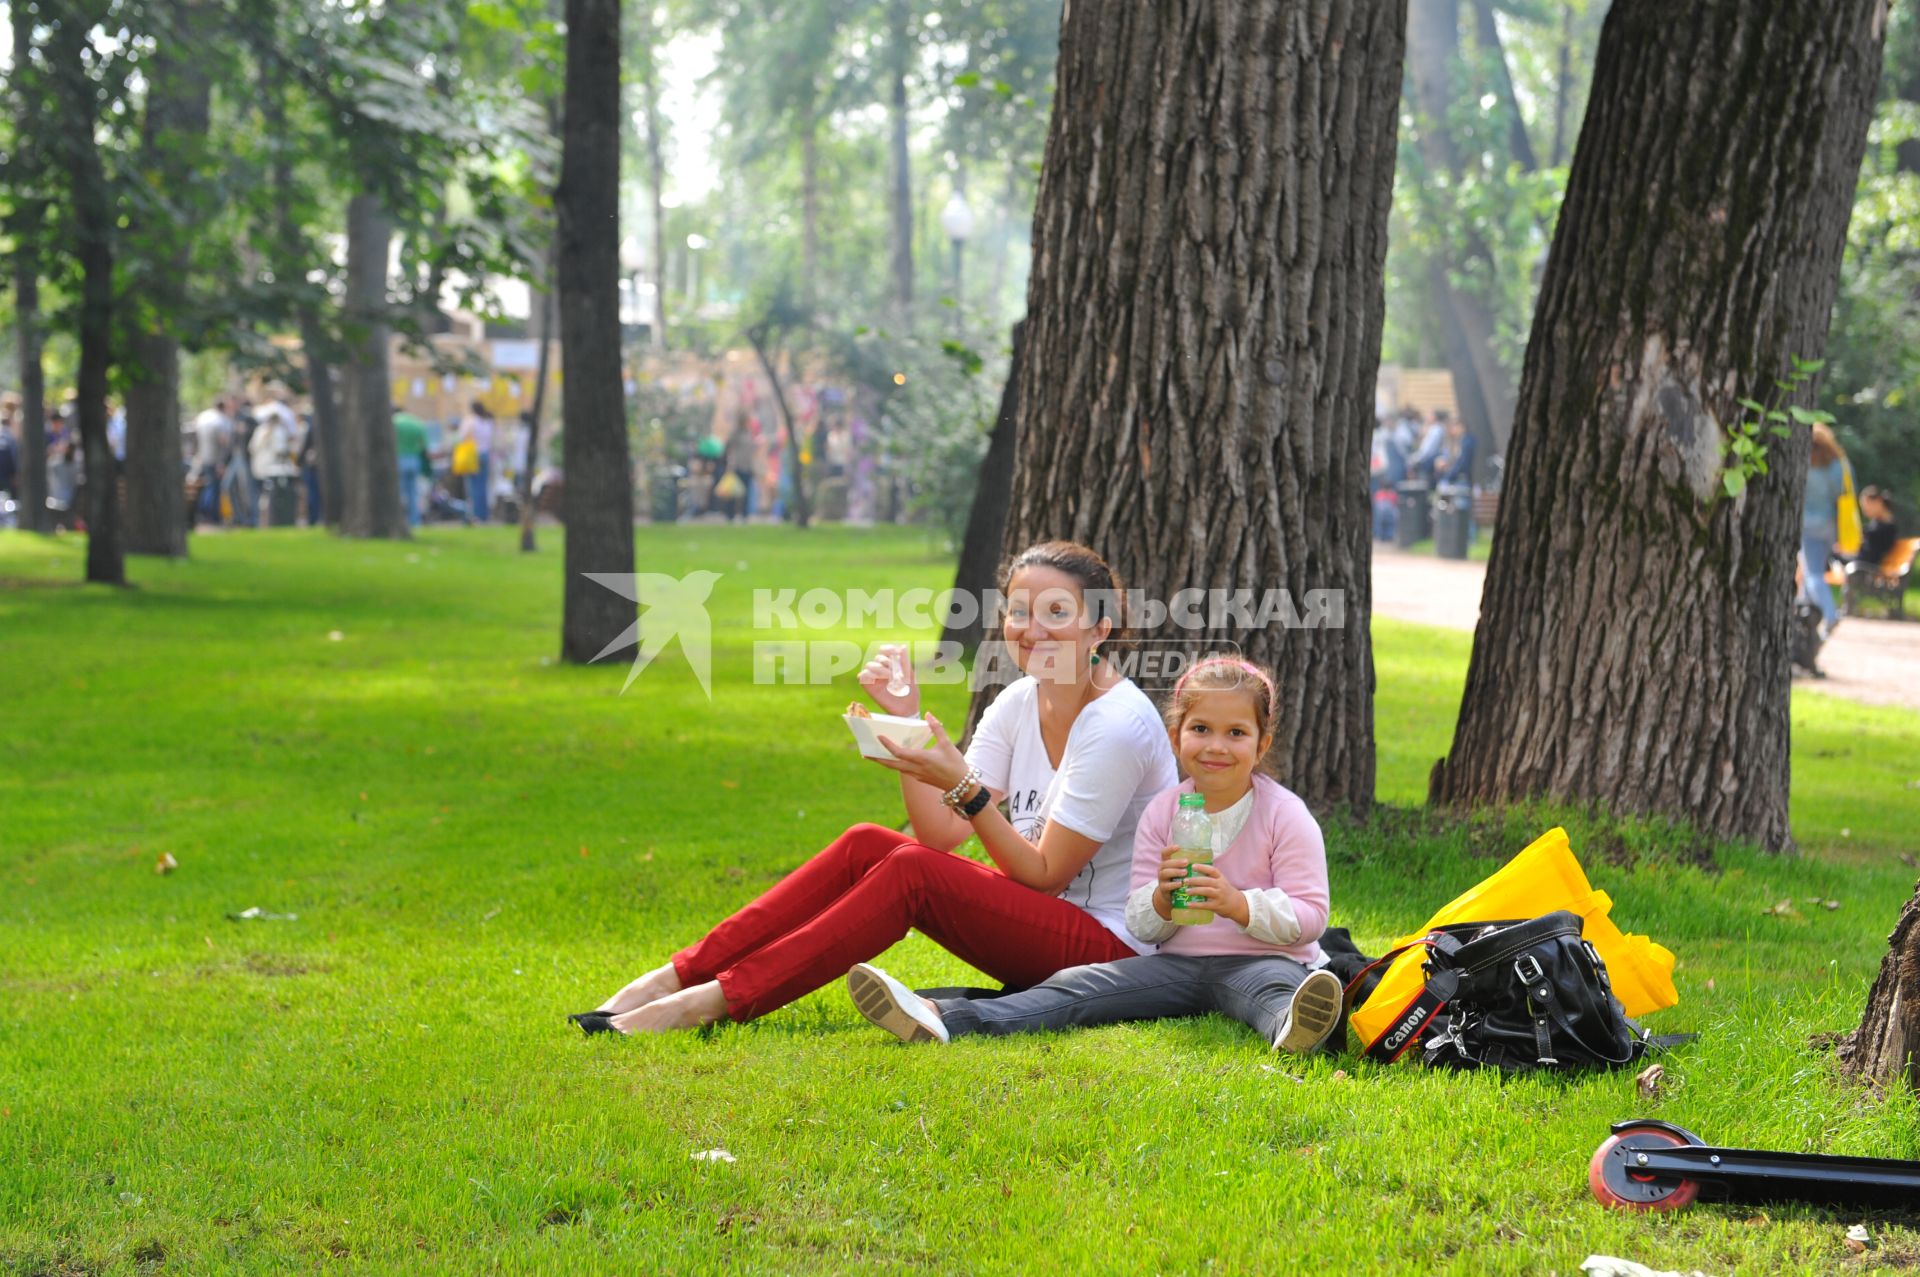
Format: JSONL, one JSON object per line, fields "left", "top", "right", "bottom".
{"left": 999, "top": 540, "right": 1130, "bottom": 650}
{"left": 1162, "top": 657, "right": 1279, "bottom": 746}
{"left": 1810, "top": 423, "right": 1845, "bottom": 469}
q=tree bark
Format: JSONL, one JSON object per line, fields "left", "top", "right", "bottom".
{"left": 124, "top": 0, "right": 210, "bottom": 558}
{"left": 947, "top": 319, "right": 1024, "bottom": 660}
{"left": 557, "top": 0, "right": 636, "bottom": 665}
{"left": 1429, "top": 0, "right": 1886, "bottom": 852}
{"left": 338, "top": 190, "right": 408, "bottom": 539}
{"left": 886, "top": 0, "right": 914, "bottom": 317}
{"left": 984, "top": 0, "right": 1406, "bottom": 812}
{"left": 1841, "top": 878, "right": 1920, "bottom": 1093}
{"left": 1550, "top": 1, "right": 1573, "bottom": 169}
{"left": 48, "top": 10, "right": 124, "bottom": 584}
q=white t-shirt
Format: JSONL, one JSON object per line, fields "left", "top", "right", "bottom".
{"left": 964, "top": 676, "right": 1178, "bottom": 955}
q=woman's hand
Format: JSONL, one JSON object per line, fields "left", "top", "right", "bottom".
{"left": 857, "top": 642, "right": 920, "bottom": 716}
{"left": 1180, "top": 863, "right": 1250, "bottom": 927}
{"left": 867, "top": 712, "right": 970, "bottom": 794}
{"left": 1153, "top": 848, "right": 1189, "bottom": 920}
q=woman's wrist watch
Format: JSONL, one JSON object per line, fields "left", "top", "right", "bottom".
{"left": 957, "top": 781, "right": 993, "bottom": 819}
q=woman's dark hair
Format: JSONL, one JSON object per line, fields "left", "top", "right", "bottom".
{"left": 1861, "top": 484, "right": 1896, "bottom": 517}
{"left": 998, "top": 540, "right": 1130, "bottom": 650}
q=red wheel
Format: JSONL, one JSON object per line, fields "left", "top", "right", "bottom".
{"left": 1589, "top": 1125, "right": 1702, "bottom": 1213}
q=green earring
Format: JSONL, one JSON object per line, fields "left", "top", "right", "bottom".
{"left": 1089, "top": 649, "right": 1100, "bottom": 665}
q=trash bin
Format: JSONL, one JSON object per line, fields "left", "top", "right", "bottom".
{"left": 649, "top": 467, "right": 682, "bottom": 523}
{"left": 1394, "top": 481, "right": 1431, "bottom": 548}
{"left": 1433, "top": 488, "right": 1470, "bottom": 560}
{"left": 265, "top": 476, "right": 298, "bottom": 527}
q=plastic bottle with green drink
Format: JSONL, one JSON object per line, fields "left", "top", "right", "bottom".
{"left": 1168, "top": 793, "right": 1214, "bottom": 925}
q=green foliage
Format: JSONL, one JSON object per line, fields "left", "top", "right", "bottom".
{"left": 1722, "top": 358, "right": 1831, "bottom": 502}
{"left": 1823, "top": 5, "right": 1920, "bottom": 511}
{"left": 1, "top": 528, "right": 1917, "bottom": 1273}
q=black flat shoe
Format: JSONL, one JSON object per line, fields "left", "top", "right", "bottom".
{"left": 569, "top": 1011, "right": 620, "bottom": 1036}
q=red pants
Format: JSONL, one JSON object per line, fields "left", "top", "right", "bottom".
{"left": 672, "top": 823, "right": 1136, "bottom": 1022}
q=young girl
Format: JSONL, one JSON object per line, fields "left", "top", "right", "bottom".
{"left": 847, "top": 657, "right": 1343, "bottom": 1052}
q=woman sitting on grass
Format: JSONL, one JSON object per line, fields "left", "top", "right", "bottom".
{"left": 574, "top": 540, "right": 1178, "bottom": 1034}
{"left": 846, "top": 657, "right": 1344, "bottom": 1053}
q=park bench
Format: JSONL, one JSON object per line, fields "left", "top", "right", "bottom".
{"left": 1826, "top": 537, "right": 1919, "bottom": 620}
{"left": 1472, "top": 490, "right": 1500, "bottom": 529}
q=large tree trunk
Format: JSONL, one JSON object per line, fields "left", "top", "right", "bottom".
{"left": 1841, "top": 879, "right": 1920, "bottom": 1093}
{"left": 1429, "top": 0, "right": 1885, "bottom": 852}
{"left": 886, "top": 0, "right": 914, "bottom": 316}
{"left": 338, "top": 190, "right": 408, "bottom": 539}
{"left": 124, "top": 0, "right": 210, "bottom": 558}
{"left": 984, "top": 0, "right": 1405, "bottom": 812}
{"left": 49, "top": 11, "right": 124, "bottom": 584}
{"left": 557, "top": 0, "right": 636, "bottom": 665}
{"left": 947, "top": 319, "right": 1024, "bottom": 662}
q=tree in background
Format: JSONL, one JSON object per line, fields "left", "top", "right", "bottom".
{"left": 122, "top": 0, "right": 216, "bottom": 558}
{"left": 5, "top": 0, "right": 52, "bottom": 534}
{"left": 557, "top": 0, "right": 637, "bottom": 664}
{"left": 984, "top": 0, "right": 1407, "bottom": 812}
{"left": 1430, "top": 0, "right": 1886, "bottom": 852}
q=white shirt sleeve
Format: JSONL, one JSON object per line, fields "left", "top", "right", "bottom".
{"left": 1126, "top": 879, "right": 1177, "bottom": 946}
{"left": 1238, "top": 887, "right": 1303, "bottom": 947}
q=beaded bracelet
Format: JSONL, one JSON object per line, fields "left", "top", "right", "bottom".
{"left": 940, "top": 766, "right": 984, "bottom": 810}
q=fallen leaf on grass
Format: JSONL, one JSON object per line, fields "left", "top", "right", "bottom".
{"left": 1846, "top": 1224, "right": 1874, "bottom": 1254}
{"left": 1635, "top": 1063, "right": 1664, "bottom": 1099}
{"left": 154, "top": 853, "right": 178, "bottom": 876}
{"left": 1330, "top": 1070, "right": 1349, "bottom": 1081}
{"left": 327, "top": 630, "right": 344, "bottom": 642}
{"left": 1824, "top": 900, "right": 1840, "bottom": 911}
{"left": 1900, "top": 853, "right": 1917, "bottom": 868}
{"left": 691, "top": 1149, "right": 736, "bottom": 1164}
{"left": 1763, "top": 898, "right": 1797, "bottom": 917}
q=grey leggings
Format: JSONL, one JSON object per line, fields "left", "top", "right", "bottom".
{"left": 934, "top": 952, "right": 1317, "bottom": 1045}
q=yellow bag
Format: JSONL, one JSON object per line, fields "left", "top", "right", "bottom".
{"left": 1837, "top": 459, "right": 1861, "bottom": 556}
{"left": 452, "top": 439, "right": 479, "bottom": 477}
{"left": 1347, "top": 828, "right": 1678, "bottom": 1052}
{"left": 714, "top": 471, "right": 746, "bottom": 501}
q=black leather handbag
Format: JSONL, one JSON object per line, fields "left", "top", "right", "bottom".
{"left": 1356, "top": 910, "right": 1652, "bottom": 1073}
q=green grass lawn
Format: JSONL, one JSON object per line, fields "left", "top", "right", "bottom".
{"left": 3, "top": 525, "right": 1918, "bottom": 1275}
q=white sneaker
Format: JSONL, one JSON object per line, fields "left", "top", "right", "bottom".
{"left": 847, "top": 963, "right": 949, "bottom": 1044}
{"left": 1274, "top": 968, "right": 1344, "bottom": 1054}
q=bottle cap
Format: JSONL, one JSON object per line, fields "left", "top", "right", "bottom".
{"left": 1177, "top": 793, "right": 1206, "bottom": 809}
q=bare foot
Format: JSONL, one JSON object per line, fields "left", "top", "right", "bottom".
{"left": 611, "top": 980, "right": 730, "bottom": 1034}
{"left": 595, "top": 963, "right": 683, "bottom": 1015}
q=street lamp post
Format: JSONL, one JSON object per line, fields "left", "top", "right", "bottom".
{"left": 940, "top": 192, "right": 974, "bottom": 332}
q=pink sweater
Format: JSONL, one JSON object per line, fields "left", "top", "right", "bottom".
{"left": 1128, "top": 774, "right": 1330, "bottom": 963}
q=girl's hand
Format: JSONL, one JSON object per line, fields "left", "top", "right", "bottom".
{"left": 867, "top": 712, "right": 970, "bottom": 794}
{"left": 1180, "top": 863, "right": 1250, "bottom": 927}
{"left": 857, "top": 642, "right": 920, "bottom": 716}
{"left": 1153, "top": 847, "right": 1189, "bottom": 919}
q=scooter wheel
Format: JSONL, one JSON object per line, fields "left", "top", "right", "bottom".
{"left": 1589, "top": 1125, "right": 1701, "bottom": 1212}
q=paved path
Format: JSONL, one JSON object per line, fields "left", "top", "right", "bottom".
{"left": 1370, "top": 545, "right": 1920, "bottom": 714}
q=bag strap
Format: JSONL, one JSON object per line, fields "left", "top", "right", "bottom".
{"left": 1352, "top": 931, "right": 1465, "bottom": 1065}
